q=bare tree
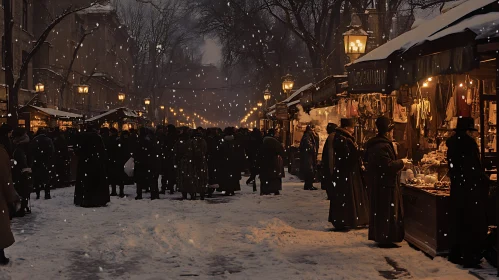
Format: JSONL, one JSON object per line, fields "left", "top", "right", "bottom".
{"left": 4, "top": 0, "right": 106, "bottom": 126}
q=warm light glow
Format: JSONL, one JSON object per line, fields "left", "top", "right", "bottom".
{"left": 257, "top": 102, "right": 263, "bottom": 107}
{"left": 170, "top": 108, "right": 174, "bottom": 112}
{"left": 160, "top": 105, "right": 165, "bottom": 110}
{"left": 264, "top": 89, "right": 271, "bottom": 101}
{"left": 78, "top": 85, "right": 89, "bottom": 94}
{"left": 35, "top": 83, "right": 45, "bottom": 93}
{"left": 459, "top": 83, "right": 463, "bottom": 87}
{"left": 118, "top": 92, "right": 125, "bottom": 101}
{"left": 253, "top": 107, "right": 258, "bottom": 111}
{"left": 343, "top": 30, "right": 368, "bottom": 54}
{"left": 282, "top": 74, "right": 294, "bottom": 92}
{"left": 179, "top": 108, "right": 184, "bottom": 112}
{"left": 427, "top": 77, "right": 433, "bottom": 82}
{"left": 423, "top": 82, "right": 429, "bottom": 88}
{"left": 144, "top": 98, "right": 151, "bottom": 105}
{"left": 470, "top": 80, "right": 473, "bottom": 85}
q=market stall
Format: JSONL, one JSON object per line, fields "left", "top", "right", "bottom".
{"left": 85, "top": 107, "right": 142, "bottom": 130}
{"left": 346, "top": 0, "right": 499, "bottom": 259}
{"left": 18, "top": 105, "right": 83, "bottom": 133}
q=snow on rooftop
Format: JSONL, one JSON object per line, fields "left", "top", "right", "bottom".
{"left": 441, "top": 0, "right": 469, "bottom": 14}
{"left": 353, "top": 0, "right": 495, "bottom": 64}
{"left": 426, "top": 12, "right": 499, "bottom": 42}
{"left": 30, "top": 105, "right": 82, "bottom": 119}
{"left": 77, "top": 3, "right": 115, "bottom": 15}
{"left": 268, "top": 83, "right": 313, "bottom": 110}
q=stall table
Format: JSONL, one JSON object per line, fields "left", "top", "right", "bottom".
{"left": 402, "top": 184, "right": 450, "bottom": 257}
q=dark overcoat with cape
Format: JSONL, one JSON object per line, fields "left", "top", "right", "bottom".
{"left": 74, "top": 131, "right": 110, "bottom": 207}
{"left": 107, "top": 135, "right": 128, "bottom": 185}
{"left": 218, "top": 135, "right": 242, "bottom": 192}
{"left": 321, "top": 132, "right": 335, "bottom": 193}
{"left": 175, "top": 135, "right": 209, "bottom": 193}
{"left": 329, "top": 128, "right": 369, "bottom": 229}
{"left": 446, "top": 132, "right": 488, "bottom": 258}
{"left": 365, "top": 135, "right": 405, "bottom": 243}
{"left": 29, "top": 134, "right": 54, "bottom": 185}
{"left": 258, "top": 136, "right": 285, "bottom": 193}
{"left": 299, "top": 131, "right": 317, "bottom": 178}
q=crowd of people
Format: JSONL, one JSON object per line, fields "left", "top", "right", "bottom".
{"left": 0, "top": 115, "right": 489, "bottom": 267}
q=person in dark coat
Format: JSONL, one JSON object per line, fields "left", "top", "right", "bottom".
{"left": 247, "top": 128, "right": 263, "bottom": 183}
{"left": 0, "top": 142, "right": 20, "bottom": 265}
{"left": 446, "top": 117, "right": 488, "bottom": 267}
{"left": 134, "top": 127, "right": 160, "bottom": 200}
{"left": 11, "top": 128, "right": 32, "bottom": 217}
{"left": 74, "top": 125, "right": 110, "bottom": 207}
{"left": 218, "top": 127, "right": 243, "bottom": 196}
{"left": 107, "top": 128, "right": 128, "bottom": 197}
{"left": 175, "top": 129, "right": 208, "bottom": 200}
{"left": 161, "top": 125, "right": 178, "bottom": 195}
{"left": 51, "top": 128, "right": 70, "bottom": 189}
{"left": 321, "top": 123, "right": 338, "bottom": 200}
{"left": 206, "top": 128, "right": 221, "bottom": 197}
{"left": 258, "top": 129, "right": 285, "bottom": 195}
{"left": 365, "top": 117, "right": 407, "bottom": 247}
{"left": 30, "top": 128, "right": 54, "bottom": 199}
{"left": 300, "top": 125, "right": 317, "bottom": 190}
{"left": 0, "top": 124, "right": 13, "bottom": 159}
{"left": 329, "top": 118, "right": 369, "bottom": 231}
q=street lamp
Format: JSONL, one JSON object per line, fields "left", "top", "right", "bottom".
{"left": 78, "top": 85, "right": 89, "bottom": 94}
{"left": 118, "top": 92, "right": 125, "bottom": 102}
{"left": 257, "top": 101, "right": 263, "bottom": 107}
{"left": 144, "top": 98, "right": 151, "bottom": 105}
{"left": 253, "top": 107, "right": 258, "bottom": 111}
{"left": 282, "top": 74, "right": 294, "bottom": 97}
{"left": 343, "top": 14, "right": 368, "bottom": 62}
{"left": 35, "top": 83, "right": 45, "bottom": 93}
{"left": 264, "top": 88, "right": 271, "bottom": 107}
{"left": 179, "top": 108, "right": 184, "bottom": 113}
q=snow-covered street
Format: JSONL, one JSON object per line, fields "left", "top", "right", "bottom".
{"left": 0, "top": 175, "right": 477, "bottom": 280}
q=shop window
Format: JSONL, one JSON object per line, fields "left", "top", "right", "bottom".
{"left": 22, "top": 0, "right": 28, "bottom": 31}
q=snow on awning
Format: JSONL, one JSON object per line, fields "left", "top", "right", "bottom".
{"left": 268, "top": 83, "right": 314, "bottom": 110}
{"left": 86, "top": 107, "right": 139, "bottom": 122}
{"left": 353, "top": 0, "right": 495, "bottom": 64}
{"left": 426, "top": 12, "right": 499, "bottom": 42}
{"left": 29, "top": 106, "right": 82, "bottom": 119}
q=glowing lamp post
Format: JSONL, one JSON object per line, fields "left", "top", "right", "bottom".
{"left": 343, "top": 26, "right": 368, "bottom": 62}
{"left": 264, "top": 88, "right": 271, "bottom": 108}
{"left": 118, "top": 92, "right": 125, "bottom": 102}
{"left": 35, "top": 83, "right": 45, "bottom": 93}
{"left": 78, "top": 85, "right": 89, "bottom": 94}
{"left": 257, "top": 101, "right": 263, "bottom": 107}
{"left": 282, "top": 74, "right": 294, "bottom": 98}
{"left": 144, "top": 98, "right": 151, "bottom": 106}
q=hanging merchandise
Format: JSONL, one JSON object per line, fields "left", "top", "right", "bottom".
{"left": 350, "top": 99, "right": 359, "bottom": 117}
{"left": 445, "top": 86, "right": 457, "bottom": 122}
{"left": 489, "top": 102, "right": 497, "bottom": 125}
{"left": 393, "top": 103, "right": 408, "bottom": 123}
{"left": 466, "top": 88, "right": 473, "bottom": 105}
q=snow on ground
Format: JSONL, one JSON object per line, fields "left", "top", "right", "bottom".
{"left": 0, "top": 174, "right": 478, "bottom": 280}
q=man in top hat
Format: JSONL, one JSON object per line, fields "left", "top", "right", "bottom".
{"left": 328, "top": 118, "right": 369, "bottom": 231}
{"left": 321, "top": 123, "right": 338, "bottom": 200}
{"left": 365, "top": 116, "right": 408, "bottom": 247}
{"left": 446, "top": 117, "right": 488, "bottom": 267}
{"left": 300, "top": 125, "right": 318, "bottom": 190}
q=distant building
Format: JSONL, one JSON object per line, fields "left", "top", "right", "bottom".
{"left": 32, "top": 1, "right": 135, "bottom": 117}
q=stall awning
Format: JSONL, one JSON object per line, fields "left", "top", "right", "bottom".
{"left": 353, "top": 0, "right": 495, "bottom": 64}
{"left": 86, "top": 107, "right": 139, "bottom": 122}
{"left": 268, "top": 83, "right": 314, "bottom": 111}
{"left": 348, "top": 0, "right": 499, "bottom": 93}
{"left": 21, "top": 105, "right": 82, "bottom": 119}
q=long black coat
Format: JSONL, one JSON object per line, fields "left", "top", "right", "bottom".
{"left": 329, "top": 128, "right": 369, "bottom": 229}
{"left": 321, "top": 133, "right": 335, "bottom": 192}
{"left": 259, "top": 136, "right": 285, "bottom": 193}
{"left": 29, "top": 134, "right": 54, "bottom": 185}
{"left": 299, "top": 131, "right": 316, "bottom": 177}
{"left": 247, "top": 131, "right": 263, "bottom": 173}
{"left": 206, "top": 135, "right": 222, "bottom": 185}
{"left": 446, "top": 132, "right": 488, "bottom": 255}
{"left": 53, "top": 134, "right": 70, "bottom": 186}
{"left": 175, "top": 136, "right": 208, "bottom": 193}
{"left": 365, "top": 136, "right": 405, "bottom": 243}
{"left": 12, "top": 137, "right": 32, "bottom": 198}
{"left": 218, "top": 135, "right": 242, "bottom": 192}
{"left": 161, "top": 133, "right": 178, "bottom": 184}
{"left": 74, "top": 131, "right": 110, "bottom": 207}
{"left": 134, "top": 134, "right": 160, "bottom": 184}
{"left": 107, "top": 135, "right": 128, "bottom": 185}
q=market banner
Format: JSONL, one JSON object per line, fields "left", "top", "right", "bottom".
{"left": 347, "top": 60, "right": 389, "bottom": 94}
{"left": 275, "top": 103, "right": 288, "bottom": 120}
